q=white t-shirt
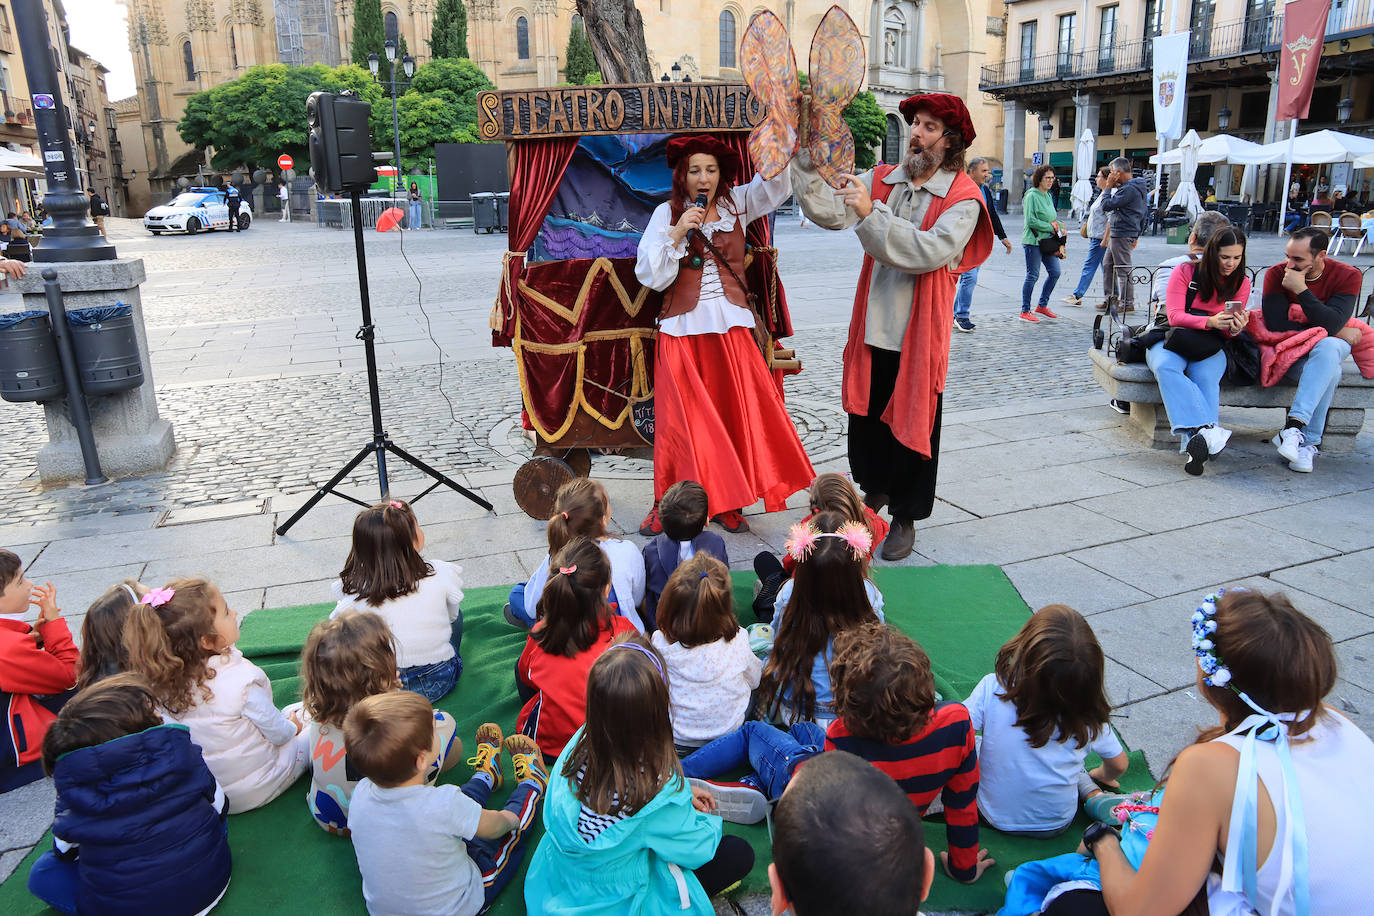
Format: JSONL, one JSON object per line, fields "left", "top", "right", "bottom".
{"left": 523, "top": 538, "right": 647, "bottom": 632}
{"left": 963, "top": 672, "right": 1123, "bottom": 832}
{"left": 331, "top": 559, "right": 463, "bottom": 669}
{"left": 348, "top": 780, "right": 484, "bottom": 916}
{"left": 651, "top": 628, "right": 763, "bottom": 745}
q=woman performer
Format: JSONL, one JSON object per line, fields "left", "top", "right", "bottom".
{"left": 634, "top": 135, "right": 814, "bottom": 535}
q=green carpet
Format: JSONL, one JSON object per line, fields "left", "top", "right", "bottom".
{"left": 0, "top": 566, "right": 1153, "bottom": 915}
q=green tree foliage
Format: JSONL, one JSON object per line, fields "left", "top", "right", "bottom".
{"left": 394, "top": 57, "right": 496, "bottom": 170}
{"left": 429, "top": 0, "right": 469, "bottom": 59}
{"left": 352, "top": 0, "right": 387, "bottom": 82}
{"left": 563, "top": 17, "right": 597, "bottom": 84}
{"left": 843, "top": 91, "right": 886, "bottom": 170}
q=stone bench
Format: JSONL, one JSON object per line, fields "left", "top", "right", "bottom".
{"left": 1088, "top": 347, "right": 1373, "bottom": 453}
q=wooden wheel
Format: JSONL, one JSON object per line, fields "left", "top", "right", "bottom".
{"left": 513, "top": 456, "right": 576, "bottom": 520}
{"left": 561, "top": 448, "right": 592, "bottom": 478}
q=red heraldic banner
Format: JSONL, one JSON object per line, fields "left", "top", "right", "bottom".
{"left": 1276, "top": 0, "right": 1332, "bottom": 120}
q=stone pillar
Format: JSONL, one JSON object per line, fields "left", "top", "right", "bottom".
{"left": 470, "top": 0, "right": 500, "bottom": 83}
{"left": 1003, "top": 99, "right": 1026, "bottom": 213}
{"left": 533, "top": 0, "right": 558, "bottom": 86}
{"left": 912, "top": 0, "right": 927, "bottom": 72}
{"left": 411, "top": 0, "right": 435, "bottom": 64}
{"left": 13, "top": 260, "right": 175, "bottom": 482}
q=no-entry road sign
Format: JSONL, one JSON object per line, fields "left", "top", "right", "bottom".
{"left": 277, "top": 154, "right": 293, "bottom": 171}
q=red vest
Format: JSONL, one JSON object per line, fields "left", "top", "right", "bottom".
{"left": 843, "top": 166, "right": 994, "bottom": 457}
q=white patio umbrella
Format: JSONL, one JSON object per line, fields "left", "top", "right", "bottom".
{"left": 0, "top": 166, "right": 42, "bottom": 179}
{"left": 1250, "top": 129, "right": 1374, "bottom": 165}
{"left": 1149, "top": 134, "right": 1270, "bottom": 166}
{"left": 0, "top": 148, "right": 44, "bottom": 169}
{"left": 1071, "top": 128, "right": 1096, "bottom": 220}
{"left": 1354, "top": 153, "right": 1374, "bottom": 169}
{"left": 1167, "top": 129, "right": 1204, "bottom": 221}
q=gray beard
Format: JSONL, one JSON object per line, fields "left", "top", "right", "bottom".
{"left": 903, "top": 146, "right": 939, "bottom": 178}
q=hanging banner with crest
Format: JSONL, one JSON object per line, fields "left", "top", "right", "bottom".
{"left": 1276, "top": 0, "right": 1332, "bottom": 120}
{"left": 1151, "top": 32, "right": 1190, "bottom": 141}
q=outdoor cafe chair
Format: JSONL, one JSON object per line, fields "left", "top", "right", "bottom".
{"left": 1309, "top": 210, "right": 1334, "bottom": 231}
{"left": 1331, "top": 212, "right": 1368, "bottom": 257}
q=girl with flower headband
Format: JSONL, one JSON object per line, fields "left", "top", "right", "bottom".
{"left": 515, "top": 538, "right": 638, "bottom": 763}
{"left": 756, "top": 511, "right": 884, "bottom": 725}
{"left": 124, "top": 578, "right": 309, "bottom": 812}
{"left": 331, "top": 499, "right": 465, "bottom": 702}
{"left": 507, "top": 477, "right": 646, "bottom": 632}
{"left": 74, "top": 579, "right": 148, "bottom": 691}
{"left": 524, "top": 632, "right": 754, "bottom": 914}
{"left": 1069, "top": 588, "right": 1374, "bottom": 916}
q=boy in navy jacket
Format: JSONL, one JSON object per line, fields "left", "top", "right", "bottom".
{"left": 641, "top": 481, "right": 728, "bottom": 631}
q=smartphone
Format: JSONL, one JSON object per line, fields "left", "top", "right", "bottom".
{"left": 1224, "top": 301, "right": 1245, "bottom": 313}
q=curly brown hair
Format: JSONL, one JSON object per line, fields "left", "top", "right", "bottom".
{"left": 831, "top": 622, "right": 936, "bottom": 743}
{"left": 301, "top": 611, "right": 400, "bottom": 726}
{"left": 1031, "top": 164, "right": 1056, "bottom": 189}
{"left": 123, "top": 579, "right": 221, "bottom": 715}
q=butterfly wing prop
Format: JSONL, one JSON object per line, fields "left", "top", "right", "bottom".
{"left": 806, "top": 6, "right": 865, "bottom": 189}
{"left": 740, "top": 11, "right": 800, "bottom": 181}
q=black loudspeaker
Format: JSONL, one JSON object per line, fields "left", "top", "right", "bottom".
{"left": 307, "top": 91, "right": 376, "bottom": 193}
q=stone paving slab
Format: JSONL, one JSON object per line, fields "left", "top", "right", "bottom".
{"left": 1336, "top": 636, "right": 1374, "bottom": 693}
{"left": 1269, "top": 549, "right": 1374, "bottom": 613}
{"left": 1002, "top": 554, "right": 1155, "bottom": 617}
{"left": 915, "top": 503, "right": 1146, "bottom": 567}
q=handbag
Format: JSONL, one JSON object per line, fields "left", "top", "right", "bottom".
{"left": 1160, "top": 281, "right": 1225, "bottom": 361}
{"left": 1039, "top": 229, "right": 1067, "bottom": 256}
{"left": 1079, "top": 221, "right": 1089, "bottom": 239}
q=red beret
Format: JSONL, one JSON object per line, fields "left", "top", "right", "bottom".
{"left": 665, "top": 134, "right": 741, "bottom": 182}
{"left": 897, "top": 93, "right": 976, "bottom": 145}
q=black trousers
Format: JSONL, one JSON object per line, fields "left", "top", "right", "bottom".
{"left": 227, "top": 202, "right": 241, "bottom": 230}
{"left": 694, "top": 834, "right": 754, "bottom": 896}
{"left": 847, "top": 347, "right": 942, "bottom": 522}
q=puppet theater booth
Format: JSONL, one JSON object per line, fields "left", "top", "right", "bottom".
{"left": 479, "top": 83, "right": 801, "bottom": 519}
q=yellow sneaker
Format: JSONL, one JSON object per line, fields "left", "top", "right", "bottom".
{"left": 504, "top": 734, "right": 548, "bottom": 791}
{"left": 467, "top": 723, "right": 504, "bottom": 791}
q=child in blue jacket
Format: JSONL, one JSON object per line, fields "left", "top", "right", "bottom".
{"left": 641, "top": 481, "right": 727, "bottom": 631}
{"left": 27, "top": 673, "right": 231, "bottom": 916}
{"left": 524, "top": 633, "right": 753, "bottom": 914}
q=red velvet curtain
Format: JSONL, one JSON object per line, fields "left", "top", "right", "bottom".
{"left": 494, "top": 137, "right": 580, "bottom": 344}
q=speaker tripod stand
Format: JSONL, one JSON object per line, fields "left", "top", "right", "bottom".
{"left": 275, "top": 190, "right": 491, "bottom": 536}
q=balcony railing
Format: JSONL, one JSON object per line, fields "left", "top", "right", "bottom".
{"left": 1190, "top": 14, "right": 1284, "bottom": 60}
{"left": 1, "top": 92, "right": 34, "bottom": 128}
{"left": 1328, "top": 0, "right": 1374, "bottom": 35}
{"left": 983, "top": 37, "right": 1153, "bottom": 89}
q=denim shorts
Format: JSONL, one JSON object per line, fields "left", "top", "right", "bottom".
{"left": 399, "top": 653, "right": 462, "bottom": 703}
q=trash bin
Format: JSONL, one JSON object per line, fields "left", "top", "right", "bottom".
{"left": 1166, "top": 223, "right": 1190, "bottom": 245}
{"left": 66, "top": 304, "right": 144, "bottom": 395}
{"left": 0, "top": 311, "right": 64, "bottom": 402}
{"left": 472, "top": 192, "right": 497, "bottom": 234}
{"left": 495, "top": 192, "right": 510, "bottom": 233}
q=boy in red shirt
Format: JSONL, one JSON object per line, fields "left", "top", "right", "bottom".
{"left": 0, "top": 550, "right": 77, "bottom": 791}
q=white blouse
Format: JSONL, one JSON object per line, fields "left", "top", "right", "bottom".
{"left": 635, "top": 166, "right": 793, "bottom": 337}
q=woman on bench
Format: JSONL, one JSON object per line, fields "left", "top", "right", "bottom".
{"left": 1144, "top": 226, "right": 1251, "bottom": 476}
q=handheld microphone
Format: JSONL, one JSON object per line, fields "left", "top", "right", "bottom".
{"left": 688, "top": 192, "right": 708, "bottom": 245}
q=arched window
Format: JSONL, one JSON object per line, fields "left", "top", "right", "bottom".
{"left": 883, "top": 6, "right": 906, "bottom": 68}
{"left": 719, "top": 10, "right": 736, "bottom": 68}
{"left": 571, "top": 13, "right": 583, "bottom": 36}
{"left": 182, "top": 41, "right": 195, "bottom": 81}
{"left": 384, "top": 11, "right": 399, "bottom": 44}
{"left": 882, "top": 114, "right": 904, "bottom": 164}
{"left": 516, "top": 16, "right": 530, "bottom": 59}
{"left": 230, "top": 29, "right": 238, "bottom": 69}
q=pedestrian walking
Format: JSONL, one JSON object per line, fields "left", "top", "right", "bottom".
{"left": 1019, "top": 165, "right": 1062, "bottom": 322}
{"left": 1063, "top": 166, "right": 1112, "bottom": 307}
{"left": 86, "top": 189, "right": 109, "bottom": 238}
{"left": 278, "top": 182, "right": 290, "bottom": 222}
{"left": 408, "top": 181, "right": 422, "bottom": 230}
{"left": 1100, "top": 157, "right": 1148, "bottom": 312}
{"left": 222, "top": 178, "right": 241, "bottom": 232}
{"left": 952, "top": 157, "right": 1013, "bottom": 332}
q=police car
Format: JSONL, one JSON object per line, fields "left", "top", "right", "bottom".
{"left": 143, "top": 188, "right": 253, "bottom": 235}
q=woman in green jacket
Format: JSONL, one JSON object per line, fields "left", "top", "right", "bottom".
{"left": 1021, "top": 165, "right": 1063, "bottom": 322}
{"left": 523, "top": 636, "right": 754, "bottom": 914}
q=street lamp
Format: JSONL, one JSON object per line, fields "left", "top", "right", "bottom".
{"left": 1217, "top": 106, "right": 1231, "bottom": 130}
{"left": 1121, "top": 115, "right": 1133, "bottom": 139}
{"left": 660, "top": 73, "right": 671, "bottom": 81}
{"left": 1040, "top": 116, "right": 1054, "bottom": 143}
{"left": 671, "top": 62, "right": 682, "bottom": 82}
{"left": 370, "top": 45, "right": 415, "bottom": 214}
{"left": 1337, "top": 95, "right": 1354, "bottom": 124}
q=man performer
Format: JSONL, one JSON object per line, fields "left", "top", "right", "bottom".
{"left": 792, "top": 93, "right": 993, "bottom": 560}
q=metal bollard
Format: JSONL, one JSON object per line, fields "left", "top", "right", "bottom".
{"left": 42, "top": 269, "right": 108, "bottom": 485}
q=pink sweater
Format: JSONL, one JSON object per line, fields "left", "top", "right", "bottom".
{"left": 1165, "top": 261, "right": 1252, "bottom": 331}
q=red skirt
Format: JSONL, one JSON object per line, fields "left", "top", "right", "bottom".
{"left": 654, "top": 327, "right": 814, "bottom": 515}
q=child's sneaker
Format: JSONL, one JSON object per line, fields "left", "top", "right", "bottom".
{"left": 689, "top": 778, "right": 769, "bottom": 824}
{"left": 467, "top": 723, "right": 504, "bottom": 791}
{"left": 504, "top": 734, "right": 549, "bottom": 791}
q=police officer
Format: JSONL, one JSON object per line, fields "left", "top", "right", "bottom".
{"left": 222, "top": 178, "right": 241, "bottom": 232}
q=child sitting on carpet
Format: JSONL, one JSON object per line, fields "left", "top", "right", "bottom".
{"left": 331, "top": 499, "right": 464, "bottom": 702}
{"left": 756, "top": 513, "right": 883, "bottom": 726}
{"left": 26, "top": 674, "right": 232, "bottom": 916}
{"left": 523, "top": 633, "right": 754, "bottom": 914}
{"left": 74, "top": 579, "right": 147, "bottom": 691}
{"left": 516, "top": 538, "right": 639, "bottom": 762}
{"left": 650, "top": 553, "right": 760, "bottom": 750}
{"left": 345, "top": 692, "right": 546, "bottom": 916}
{"left": 641, "top": 480, "right": 728, "bottom": 630}
{"left": 300, "top": 611, "right": 460, "bottom": 834}
{"left": 125, "top": 578, "right": 309, "bottom": 813}
{"left": 508, "top": 477, "right": 647, "bottom": 631}
{"left": 752, "top": 474, "right": 888, "bottom": 622}
{"left": 0, "top": 550, "right": 78, "bottom": 792}
{"left": 964, "top": 604, "right": 1128, "bottom": 837}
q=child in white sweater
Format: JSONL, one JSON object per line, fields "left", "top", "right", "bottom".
{"left": 650, "top": 553, "right": 761, "bottom": 750}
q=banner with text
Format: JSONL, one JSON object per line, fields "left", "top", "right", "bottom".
{"left": 1151, "top": 32, "right": 1191, "bottom": 141}
{"left": 1277, "top": 0, "right": 1332, "bottom": 121}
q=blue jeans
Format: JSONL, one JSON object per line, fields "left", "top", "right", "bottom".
{"left": 460, "top": 772, "right": 543, "bottom": 909}
{"left": 1072, "top": 236, "right": 1106, "bottom": 298}
{"left": 953, "top": 266, "right": 979, "bottom": 320}
{"left": 409, "top": 200, "right": 423, "bottom": 228}
{"left": 507, "top": 582, "right": 535, "bottom": 628}
{"left": 399, "top": 616, "right": 464, "bottom": 702}
{"left": 1022, "top": 244, "right": 1061, "bottom": 312}
{"left": 27, "top": 853, "right": 77, "bottom": 915}
{"left": 681, "top": 720, "right": 825, "bottom": 800}
{"left": 1145, "top": 340, "right": 1226, "bottom": 442}
{"left": 1284, "top": 210, "right": 1306, "bottom": 232}
{"left": 1286, "top": 336, "right": 1352, "bottom": 446}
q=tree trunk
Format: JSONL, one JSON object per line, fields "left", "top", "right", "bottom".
{"left": 575, "top": 0, "right": 653, "bottom": 83}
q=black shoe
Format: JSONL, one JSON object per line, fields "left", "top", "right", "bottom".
{"left": 752, "top": 553, "right": 785, "bottom": 623}
{"left": 954, "top": 316, "right": 975, "bottom": 333}
{"left": 862, "top": 491, "right": 888, "bottom": 513}
{"left": 880, "top": 518, "right": 916, "bottom": 561}
{"left": 1184, "top": 433, "right": 1209, "bottom": 476}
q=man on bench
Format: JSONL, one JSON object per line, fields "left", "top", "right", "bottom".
{"left": 1265, "top": 227, "right": 1364, "bottom": 474}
